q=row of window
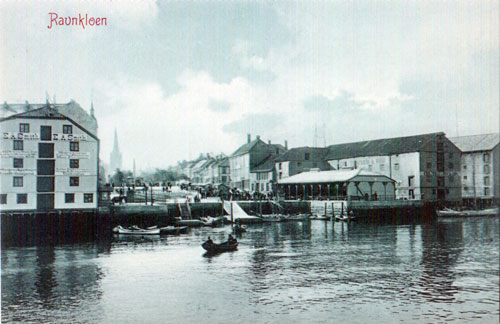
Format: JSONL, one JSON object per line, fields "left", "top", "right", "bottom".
{"left": 0, "top": 193, "right": 93, "bottom": 205}
{"left": 12, "top": 158, "right": 80, "bottom": 169}
{"left": 251, "top": 183, "right": 270, "bottom": 192}
{"left": 18, "top": 123, "right": 73, "bottom": 135}
{"left": 10, "top": 176, "right": 82, "bottom": 187}
{"left": 463, "top": 187, "right": 491, "bottom": 196}
{"left": 12, "top": 140, "right": 80, "bottom": 152}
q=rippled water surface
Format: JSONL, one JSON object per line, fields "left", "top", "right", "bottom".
{"left": 2, "top": 217, "right": 499, "bottom": 324}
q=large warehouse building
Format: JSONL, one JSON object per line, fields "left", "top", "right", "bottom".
{"left": 0, "top": 102, "right": 99, "bottom": 212}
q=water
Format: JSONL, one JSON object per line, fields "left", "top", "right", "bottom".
{"left": 2, "top": 217, "right": 499, "bottom": 324}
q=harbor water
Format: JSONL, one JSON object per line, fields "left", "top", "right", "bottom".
{"left": 2, "top": 217, "right": 499, "bottom": 324}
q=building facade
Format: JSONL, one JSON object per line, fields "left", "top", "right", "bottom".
{"left": 450, "top": 134, "right": 500, "bottom": 207}
{"left": 326, "top": 133, "right": 462, "bottom": 202}
{"left": 0, "top": 105, "right": 99, "bottom": 211}
{"left": 275, "top": 147, "right": 331, "bottom": 180}
{"left": 229, "top": 134, "right": 286, "bottom": 190}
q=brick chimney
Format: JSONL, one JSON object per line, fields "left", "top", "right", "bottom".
{"left": 247, "top": 134, "right": 251, "bottom": 143}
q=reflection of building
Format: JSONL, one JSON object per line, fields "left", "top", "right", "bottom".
{"left": 109, "top": 128, "right": 122, "bottom": 173}
{"left": 326, "top": 132, "right": 461, "bottom": 202}
{"left": 450, "top": 134, "right": 500, "bottom": 207}
{"left": 229, "top": 134, "right": 286, "bottom": 190}
{"left": 0, "top": 102, "right": 99, "bottom": 211}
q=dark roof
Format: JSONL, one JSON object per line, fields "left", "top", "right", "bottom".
{"left": 231, "top": 138, "right": 263, "bottom": 156}
{"left": 275, "top": 147, "right": 328, "bottom": 162}
{"left": 326, "top": 132, "right": 445, "bottom": 160}
{"left": 231, "top": 139, "right": 285, "bottom": 157}
{"left": 251, "top": 155, "right": 276, "bottom": 172}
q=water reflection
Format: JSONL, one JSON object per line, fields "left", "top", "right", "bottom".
{"left": 1, "top": 217, "right": 499, "bottom": 324}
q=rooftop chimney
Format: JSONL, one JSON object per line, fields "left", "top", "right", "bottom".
{"left": 247, "top": 134, "right": 251, "bottom": 143}
{"left": 284, "top": 140, "right": 288, "bottom": 150}
{"left": 256, "top": 135, "right": 260, "bottom": 140}
{"left": 268, "top": 140, "right": 271, "bottom": 144}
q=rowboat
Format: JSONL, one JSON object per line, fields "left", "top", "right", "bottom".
{"left": 202, "top": 240, "right": 238, "bottom": 253}
{"left": 261, "top": 214, "right": 285, "bottom": 222}
{"left": 436, "top": 207, "right": 499, "bottom": 217}
{"left": 112, "top": 225, "right": 160, "bottom": 235}
{"left": 159, "top": 226, "right": 189, "bottom": 235}
{"left": 335, "top": 215, "right": 356, "bottom": 222}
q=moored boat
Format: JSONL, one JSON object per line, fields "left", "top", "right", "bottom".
{"left": 202, "top": 240, "right": 238, "bottom": 253}
{"left": 159, "top": 226, "right": 189, "bottom": 235}
{"left": 282, "top": 213, "right": 310, "bottom": 221}
{"left": 436, "top": 207, "right": 499, "bottom": 217}
{"left": 112, "top": 225, "right": 160, "bottom": 235}
{"left": 261, "top": 214, "right": 285, "bottom": 222}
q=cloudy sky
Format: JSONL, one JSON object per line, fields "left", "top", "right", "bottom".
{"left": 1, "top": 1, "right": 498, "bottom": 171}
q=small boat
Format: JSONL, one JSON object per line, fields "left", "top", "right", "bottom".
{"left": 202, "top": 240, "right": 238, "bottom": 253}
{"left": 159, "top": 226, "right": 189, "bottom": 235}
{"left": 112, "top": 225, "right": 160, "bottom": 235}
{"left": 335, "top": 214, "right": 356, "bottom": 222}
{"left": 261, "top": 214, "right": 285, "bottom": 222}
{"left": 436, "top": 207, "right": 499, "bottom": 217}
{"left": 312, "top": 215, "right": 330, "bottom": 220}
{"left": 201, "top": 216, "right": 226, "bottom": 227}
{"left": 176, "top": 219, "right": 204, "bottom": 227}
{"left": 282, "top": 213, "right": 310, "bottom": 221}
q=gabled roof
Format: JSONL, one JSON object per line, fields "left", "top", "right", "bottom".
{"left": 0, "top": 106, "right": 99, "bottom": 141}
{"left": 231, "top": 138, "right": 264, "bottom": 156}
{"left": 326, "top": 132, "right": 445, "bottom": 160}
{"left": 275, "top": 147, "right": 327, "bottom": 162}
{"left": 278, "top": 169, "right": 395, "bottom": 184}
{"left": 449, "top": 133, "right": 499, "bottom": 153}
{"left": 251, "top": 155, "right": 275, "bottom": 172}
{"left": 1, "top": 100, "right": 97, "bottom": 136}
{"left": 216, "top": 157, "right": 229, "bottom": 167}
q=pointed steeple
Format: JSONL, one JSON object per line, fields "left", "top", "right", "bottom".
{"left": 110, "top": 128, "right": 122, "bottom": 172}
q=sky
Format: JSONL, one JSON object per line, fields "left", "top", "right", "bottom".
{"left": 1, "top": 1, "right": 499, "bottom": 171}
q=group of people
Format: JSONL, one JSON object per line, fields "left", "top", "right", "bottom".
{"left": 205, "top": 234, "right": 237, "bottom": 245}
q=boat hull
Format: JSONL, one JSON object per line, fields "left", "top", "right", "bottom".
{"left": 436, "top": 208, "right": 499, "bottom": 217}
{"left": 113, "top": 226, "right": 160, "bottom": 235}
{"left": 202, "top": 241, "right": 238, "bottom": 253}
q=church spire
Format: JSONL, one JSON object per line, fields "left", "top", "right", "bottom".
{"left": 110, "top": 128, "right": 122, "bottom": 172}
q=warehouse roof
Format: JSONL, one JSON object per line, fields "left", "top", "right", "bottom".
{"left": 278, "top": 169, "right": 395, "bottom": 184}
{"left": 275, "top": 147, "right": 327, "bottom": 162}
{"left": 449, "top": 133, "right": 499, "bottom": 152}
{"left": 326, "top": 132, "right": 446, "bottom": 160}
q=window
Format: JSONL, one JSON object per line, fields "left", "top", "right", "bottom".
{"left": 19, "top": 123, "right": 30, "bottom": 132}
{"left": 13, "top": 140, "right": 23, "bottom": 151}
{"left": 39, "top": 143, "right": 54, "bottom": 158}
{"left": 426, "top": 162, "right": 432, "bottom": 169}
{"left": 17, "top": 194, "right": 27, "bottom": 204}
{"left": 70, "top": 142, "right": 79, "bottom": 152}
{"left": 70, "top": 159, "right": 79, "bottom": 169}
{"left": 84, "top": 193, "right": 93, "bottom": 203}
{"left": 37, "top": 160, "right": 55, "bottom": 175}
{"left": 484, "top": 165, "right": 490, "bottom": 174}
{"left": 394, "top": 163, "right": 400, "bottom": 171}
{"left": 485, "top": 187, "right": 491, "bottom": 196}
{"left": 448, "top": 162, "right": 454, "bottom": 169}
{"left": 449, "top": 153, "right": 454, "bottom": 159}
{"left": 40, "top": 126, "right": 51, "bottom": 141}
{"left": 483, "top": 153, "right": 490, "bottom": 163}
{"left": 65, "top": 193, "right": 75, "bottom": 203}
{"left": 463, "top": 175, "right": 467, "bottom": 180}
{"left": 70, "top": 177, "right": 79, "bottom": 186}
{"left": 251, "top": 183, "right": 255, "bottom": 191}
{"left": 437, "top": 163, "right": 444, "bottom": 172}
{"left": 279, "top": 163, "right": 282, "bottom": 170}
{"left": 266, "top": 183, "right": 269, "bottom": 191}
{"left": 463, "top": 165, "right": 467, "bottom": 170}
{"left": 63, "top": 125, "right": 73, "bottom": 134}
{"left": 305, "top": 153, "right": 310, "bottom": 160}
{"left": 0, "top": 194, "right": 7, "bottom": 204}
{"left": 13, "top": 176, "right": 23, "bottom": 187}
{"left": 484, "top": 176, "right": 490, "bottom": 186}
{"left": 464, "top": 186, "right": 468, "bottom": 191}
{"left": 13, "top": 158, "right": 23, "bottom": 168}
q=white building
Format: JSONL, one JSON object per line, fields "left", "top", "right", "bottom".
{"left": 450, "top": 134, "right": 500, "bottom": 207}
{"left": 0, "top": 104, "right": 99, "bottom": 211}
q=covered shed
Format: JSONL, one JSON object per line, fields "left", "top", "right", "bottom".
{"left": 277, "top": 169, "right": 396, "bottom": 201}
